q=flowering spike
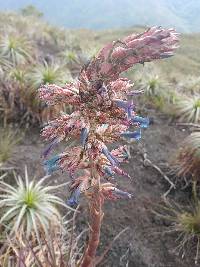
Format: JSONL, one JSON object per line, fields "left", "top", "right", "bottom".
{"left": 39, "top": 26, "right": 178, "bottom": 211}
{"left": 85, "top": 27, "right": 179, "bottom": 82}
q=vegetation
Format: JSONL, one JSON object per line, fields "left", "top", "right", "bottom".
{"left": 0, "top": 171, "right": 83, "bottom": 266}
{"left": 20, "top": 5, "right": 44, "bottom": 18}
{"left": 175, "top": 97, "right": 200, "bottom": 123}
{"left": 0, "top": 12, "right": 74, "bottom": 125}
{"left": 0, "top": 127, "right": 21, "bottom": 163}
{"left": 0, "top": 34, "right": 33, "bottom": 65}
{"left": 154, "top": 187, "right": 200, "bottom": 264}
{"left": 0, "top": 169, "right": 66, "bottom": 241}
{"left": 174, "top": 132, "right": 200, "bottom": 182}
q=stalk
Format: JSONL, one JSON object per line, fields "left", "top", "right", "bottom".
{"left": 80, "top": 188, "right": 103, "bottom": 267}
{"left": 80, "top": 157, "right": 103, "bottom": 267}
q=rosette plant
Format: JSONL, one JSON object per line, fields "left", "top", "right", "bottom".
{"left": 39, "top": 26, "right": 179, "bottom": 266}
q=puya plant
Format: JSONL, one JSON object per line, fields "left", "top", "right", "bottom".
{"left": 0, "top": 169, "right": 66, "bottom": 243}
{"left": 153, "top": 182, "right": 200, "bottom": 264}
{"left": 174, "top": 131, "right": 200, "bottom": 183}
{"left": 39, "top": 26, "right": 179, "bottom": 267}
{"left": 175, "top": 96, "right": 200, "bottom": 123}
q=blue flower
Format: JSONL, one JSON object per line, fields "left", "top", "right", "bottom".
{"left": 80, "top": 127, "right": 89, "bottom": 147}
{"left": 103, "top": 166, "right": 115, "bottom": 177}
{"left": 114, "top": 100, "right": 134, "bottom": 118}
{"left": 67, "top": 187, "right": 81, "bottom": 207}
{"left": 98, "top": 86, "right": 107, "bottom": 94}
{"left": 131, "top": 116, "right": 149, "bottom": 128}
{"left": 43, "top": 155, "right": 60, "bottom": 175}
{"left": 121, "top": 130, "right": 141, "bottom": 140}
{"left": 160, "top": 52, "right": 173, "bottom": 59}
{"left": 42, "top": 137, "right": 59, "bottom": 158}
{"left": 127, "top": 105, "right": 133, "bottom": 119}
{"left": 112, "top": 188, "right": 132, "bottom": 199}
{"left": 122, "top": 147, "right": 129, "bottom": 160}
{"left": 102, "top": 146, "right": 119, "bottom": 166}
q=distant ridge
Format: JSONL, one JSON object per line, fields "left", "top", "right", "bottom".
{"left": 0, "top": 0, "right": 200, "bottom": 32}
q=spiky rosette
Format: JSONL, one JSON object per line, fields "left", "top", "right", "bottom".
{"left": 39, "top": 27, "right": 179, "bottom": 206}
{"left": 174, "top": 132, "right": 200, "bottom": 181}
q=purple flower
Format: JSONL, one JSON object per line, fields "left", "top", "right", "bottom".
{"left": 131, "top": 116, "right": 149, "bottom": 128}
{"left": 160, "top": 52, "right": 174, "bottom": 59}
{"left": 67, "top": 187, "right": 81, "bottom": 207}
{"left": 114, "top": 100, "right": 134, "bottom": 118}
{"left": 127, "top": 90, "right": 144, "bottom": 96}
{"left": 81, "top": 127, "right": 89, "bottom": 147}
{"left": 42, "top": 137, "right": 59, "bottom": 158}
{"left": 103, "top": 166, "right": 115, "bottom": 177}
{"left": 121, "top": 130, "right": 141, "bottom": 140}
{"left": 98, "top": 85, "right": 107, "bottom": 94}
{"left": 102, "top": 146, "right": 119, "bottom": 166}
{"left": 112, "top": 188, "right": 132, "bottom": 199}
{"left": 112, "top": 166, "right": 130, "bottom": 178}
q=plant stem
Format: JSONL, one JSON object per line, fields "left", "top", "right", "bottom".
{"left": 80, "top": 188, "right": 103, "bottom": 267}
{"left": 80, "top": 151, "right": 104, "bottom": 267}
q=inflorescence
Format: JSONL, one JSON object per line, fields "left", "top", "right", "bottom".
{"left": 39, "top": 26, "right": 179, "bottom": 206}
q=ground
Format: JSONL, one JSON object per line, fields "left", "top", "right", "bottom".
{"left": 5, "top": 108, "right": 195, "bottom": 267}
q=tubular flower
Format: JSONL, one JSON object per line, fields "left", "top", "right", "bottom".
{"left": 39, "top": 27, "right": 179, "bottom": 206}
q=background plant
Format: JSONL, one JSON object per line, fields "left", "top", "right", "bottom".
{"left": 0, "top": 169, "right": 68, "bottom": 243}
{"left": 0, "top": 213, "right": 85, "bottom": 267}
{"left": 153, "top": 188, "right": 200, "bottom": 264}
{"left": 175, "top": 96, "right": 200, "bottom": 123}
{"left": 0, "top": 11, "right": 79, "bottom": 126}
{"left": 0, "top": 127, "right": 21, "bottom": 163}
{"left": 174, "top": 131, "right": 200, "bottom": 183}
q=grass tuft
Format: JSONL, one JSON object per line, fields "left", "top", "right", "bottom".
{"left": 154, "top": 194, "right": 200, "bottom": 264}
{"left": 30, "top": 61, "right": 68, "bottom": 88}
{"left": 174, "top": 131, "right": 200, "bottom": 182}
{"left": 0, "top": 127, "right": 21, "bottom": 163}
{"left": 175, "top": 96, "right": 200, "bottom": 123}
{"left": 0, "top": 34, "right": 33, "bottom": 65}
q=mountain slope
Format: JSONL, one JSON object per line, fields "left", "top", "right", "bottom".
{"left": 0, "top": 0, "right": 199, "bottom": 32}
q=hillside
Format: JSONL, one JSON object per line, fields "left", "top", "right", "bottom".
{"left": 1, "top": 0, "right": 200, "bottom": 32}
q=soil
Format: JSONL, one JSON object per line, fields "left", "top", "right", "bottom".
{"left": 4, "top": 108, "right": 196, "bottom": 267}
